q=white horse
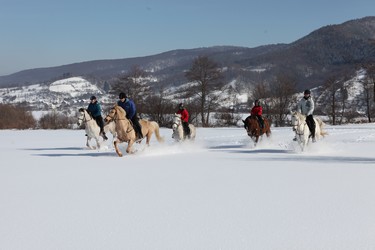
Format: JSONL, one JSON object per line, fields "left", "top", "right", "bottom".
{"left": 103, "top": 119, "right": 117, "bottom": 142}
{"left": 291, "top": 111, "right": 327, "bottom": 151}
{"left": 172, "top": 113, "right": 196, "bottom": 141}
{"left": 77, "top": 108, "right": 108, "bottom": 149}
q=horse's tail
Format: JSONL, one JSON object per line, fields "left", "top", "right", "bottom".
{"left": 152, "top": 121, "right": 165, "bottom": 143}
{"left": 264, "top": 117, "right": 272, "bottom": 135}
{"left": 316, "top": 117, "right": 328, "bottom": 137}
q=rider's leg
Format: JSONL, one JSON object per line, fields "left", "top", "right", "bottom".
{"left": 306, "top": 115, "right": 316, "bottom": 141}
{"left": 132, "top": 117, "right": 143, "bottom": 139}
{"left": 257, "top": 115, "right": 264, "bottom": 129}
{"left": 96, "top": 116, "right": 108, "bottom": 140}
{"left": 182, "top": 122, "right": 190, "bottom": 138}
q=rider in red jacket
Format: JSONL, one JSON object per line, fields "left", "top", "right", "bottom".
{"left": 177, "top": 103, "right": 191, "bottom": 138}
{"left": 250, "top": 100, "right": 264, "bottom": 129}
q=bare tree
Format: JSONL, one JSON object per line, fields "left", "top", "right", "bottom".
{"left": 322, "top": 76, "right": 343, "bottom": 125}
{"left": 361, "top": 77, "right": 374, "bottom": 123}
{"left": 250, "top": 80, "right": 272, "bottom": 116}
{"left": 363, "top": 63, "right": 375, "bottom": 102}
{"left": 268, "top": 74, "right": 298, "bottom": 127}
{"left": 142, "top": 86, "right": 175, "bottom": 127}
{"left": 111, "top": 65, "right": 151, "bottom": 113}
{"left": 185, "top": 56, "right": 224, "bottom": 127}
{"left": 338, "top": 85, "right": 349, "bottom": 125}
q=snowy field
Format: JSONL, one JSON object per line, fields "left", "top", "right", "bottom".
{"left": 1, "top": 123, "right": 375, "bottom": 250}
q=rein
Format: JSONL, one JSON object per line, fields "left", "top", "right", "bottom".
{"left": 292, "top": 115, "right": 308, "bottom": 136}
{"left": 172, "top": 116, "right": 182, "bottom": 130}
{"left": 172, "top": 121, "right": 180, "bottom": 129}
{"left": 78, "top": 111, "right": 93, "bottom": 124}
{"left": 106, "top": 111, "right": 134, "bottom": 134}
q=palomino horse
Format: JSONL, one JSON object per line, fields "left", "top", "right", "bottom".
{"left": 242, "top": 115, "right": 271, "bottom": 144}
{"left": 104, "top": 105, "right": 164, "bottom": 157}
{"left": 172, "top": 113, "right": 196, "bottom": 141}
{"left": 291, "top": 111, "right": 327, "bottom": 151}
{"left": 77, "top": 108, "right": 115, "bottom": 149}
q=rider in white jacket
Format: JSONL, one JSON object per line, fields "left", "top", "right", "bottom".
{"left": 296, "top": 89, "right": 316, "bottom": 142}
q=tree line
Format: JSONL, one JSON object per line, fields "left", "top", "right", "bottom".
{"left": 109, "top": 57, "right": 375, "bottom": 128}
{"left": 0, "top": 57, "right": 374, "bottom": 130}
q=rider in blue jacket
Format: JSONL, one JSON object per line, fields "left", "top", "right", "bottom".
{"left": 117, "top": 92, "right": 143, "bottom": 140}
{"left": 87, "top": 95, "right": 108, "bottom": 140}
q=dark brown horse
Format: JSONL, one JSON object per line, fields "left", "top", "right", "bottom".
{"left": 242, "top": 115, "right": 271, "bottom": 144}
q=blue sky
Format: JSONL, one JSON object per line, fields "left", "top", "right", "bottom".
{"left": 1, "top": 0, "right": 374, "bottom": 76}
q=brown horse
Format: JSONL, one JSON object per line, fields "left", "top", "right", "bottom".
{"left": 104, "top": 105, "right": 164, "bottom": 157}
{"left": 242, "top": 115, "right": 271, "bottom": 144}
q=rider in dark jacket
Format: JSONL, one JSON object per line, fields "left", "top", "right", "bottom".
{"left": 87, "top": 95, "right": 108, "bottom": 140}
{"left": 117, "top": 92, "right": 143, "bottom": 140}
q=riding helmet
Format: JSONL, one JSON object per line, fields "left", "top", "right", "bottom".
{"left": 178, "top": 103, "right": 184, "bottom": 110}
{"left": 119, "top": 92, "right": 127, "bottom": 99}
{"left": 90, "top": 95, "right": 96, "bottom": 100}
{"left": 304, "top": 89, "right": 311, "bottom": 95}
{"left": 254, "top": 99, "right": 260, "bottom": 105}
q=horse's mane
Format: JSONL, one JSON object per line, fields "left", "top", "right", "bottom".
{"left": 79, "top": 108, "right": 92, "bottom": 117}
{"left": 294, "top": 111, "right": 305, "bottom": 120}
{"left": 114, "top": 105, "right": 127, "bottom": 119}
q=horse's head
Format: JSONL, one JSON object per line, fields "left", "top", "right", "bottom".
{"left": 242, "top": 119, "right": 248, "bottom": 130}
{"left": 172, "top": 113, "right": 182, "bottom": 130}
{"left": 243, "top": 116, "right": 259, "bottom": 137}
{"left": 291, "top": 111, "right": 304, "bottom": 130}
{"left": 104, "top": 106, "right": 117, "bottom": 123}
{"left": 105, "top": 105, "right": 127, "bottom": 123}
{"left": 77, "top": 108, "right": 87, "bottom": 126}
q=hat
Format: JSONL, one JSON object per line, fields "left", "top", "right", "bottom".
{"left": 304, "top": 89, "right": 311, "bottom": 95}
{"left": 119, "top": 92, "right": 127, "bottom": 99}
{"left": 90, "top": 95, "right": 97, "bottom": 100}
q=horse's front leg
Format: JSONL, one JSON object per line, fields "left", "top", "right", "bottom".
{"left": 114, "top": 139, "right": 123, "bottom": 157}
{"left": 300, "top": 136, "right": 308, "bottom": 151}
{"left": 95, "top": 138, "right": 101, "bottom": 149}
{"left": 126, "top": 140, "right": 135, "bottom": 154}
{"left": 87, "top": 136, "right": 96, "bottom": 149}
{"left": 146, "top": 134, "right": 151, "bottom": 146}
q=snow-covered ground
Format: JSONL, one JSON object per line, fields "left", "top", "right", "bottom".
{"left": 1, "top": 123, "right": 375, "bottom": 250}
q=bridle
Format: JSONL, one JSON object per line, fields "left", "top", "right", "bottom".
{"left": 105, "top": 108, "right": 134, "bottom": 134}
{"left": 245, "top": 116, "right": 259, "bottom": 136}
{"left": 172, "top": 115, "right": 181, "bottom": 131}
{"left": 292, "top": 114, "right": 307, "bottom": 137}
{"left": 78, "top": 110, "right": 93, "bottom": 125}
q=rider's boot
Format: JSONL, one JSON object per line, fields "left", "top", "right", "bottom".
{"left": 101, "top": 131, "right": 108, "bottom": 140}
{"left": 137, "top": 130, "right": 143, "bottom": 140}
{"left": 311, "top": 132, "right": 316, "bottom": 143}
